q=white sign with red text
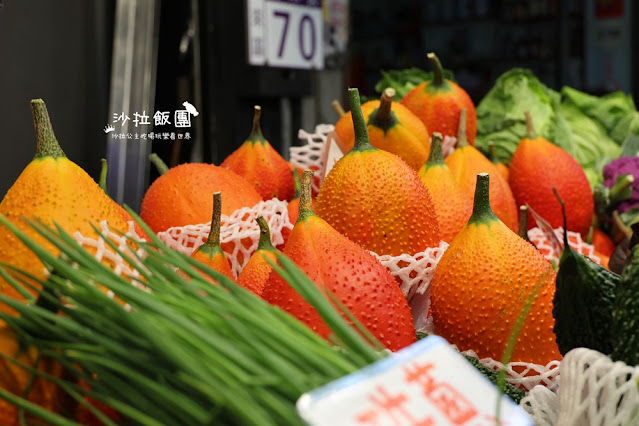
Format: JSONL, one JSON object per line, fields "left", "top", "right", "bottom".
{"left": 296, "top": 335, "right": 534, "bottom": 426}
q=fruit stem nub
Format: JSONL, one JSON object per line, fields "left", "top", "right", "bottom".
{"left": 427, "top": 52, "right": 444, "bottom": 86}
{"left": 149, "top": 153, "right": 170, "bottom": 175}
{"left": 332, "top": 99, "right": 346, "bottom": 117}
{"left": 255, "top": 216, "right": 275, "bottom": 251}
{"left": 518, "top": 205, "right": 532, "bottom": 243}
{"left": 456, "top": 109, "right": 469, "bottom": 148}
{"left": 99, "top": 158, "right": 109, "bottom": 194}
{"left": 31, "top": 99, "right": 66, "bottom": 159}
{"left": 206, "top": 192, "right": 223, "bottom": 247}
{"left": 376, "top": 88, "right": 395, "bottom": 122}
{"left": 348, "top": 88, "right": 374, "bottom": 152}
{"left": 427, "top": 133, "right": 444, "bottom": 166}
{"left": 298, "top": 170, "right": 315, "bottom": 222}
{"left": 469, "top": 173, "right": 498, "bottom": 224}
{"left": 525, "top": 111, "right": 536, "bottom": 139}
{"left": 551, "top": 187, "right": 571, "bottom": 253}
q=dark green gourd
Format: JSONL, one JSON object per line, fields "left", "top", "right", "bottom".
{"left": 611, "top": 242, "right": 639, "bottom": 365}
{"left": 552, "top": 189, "right": 619, "bottom": 356}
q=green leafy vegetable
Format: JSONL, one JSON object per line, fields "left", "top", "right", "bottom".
{"left": 374, "top": 67, "right": 455, "bottom": 99}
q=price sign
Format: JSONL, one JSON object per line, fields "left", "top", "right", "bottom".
{"left": 297, "top": 336, "right": 534, "bottom": 426}
{"left": 246, "top": 0, "right": 324, "bottom": 70}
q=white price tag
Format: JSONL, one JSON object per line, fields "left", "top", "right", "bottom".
{"left": 247, "top": 0, "right": 324, "bottom": 70}
{"left": 296, "top": 335, "right": 534, "bottom": 426}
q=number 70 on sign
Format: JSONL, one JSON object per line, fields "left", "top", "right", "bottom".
{"left": 246, "top": 0, "right": 324, "bottom": 70}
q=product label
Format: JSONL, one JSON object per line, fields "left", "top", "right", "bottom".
{"left": 296, "top": 335, "right": 534, "bottom": 426}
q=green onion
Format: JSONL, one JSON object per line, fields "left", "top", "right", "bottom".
{"left": 0, "top": 210, "right": 389, "bottom": 425}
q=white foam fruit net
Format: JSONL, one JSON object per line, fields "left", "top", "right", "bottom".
{"left": 529, "top": 226, "right": 601, "bottom": 265}
{"left": 290, "top": 124, "right": 334, "bottom": 194}
{"left": 522, "top": 348, "right": 639, "bottom": 425}
{"left": 157, "top": 199, "right": 293, "bottom": 278}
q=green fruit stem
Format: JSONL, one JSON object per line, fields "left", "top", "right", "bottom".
{"left": 255, "top": 216, "right": 276, "bottom": 251}
{"left": 525, "top": 111, "right": 536, "bottom": 139}
{"left": 376, "top": 88, "right": 395, "bottom": 122}
{"left": 349, "top": 88, "right": 374, "bottom": 152}
{"left": 292, "top": 168, "right": 301, "bottom": 200}
{"left": 149, "top": 153, "right": 169, "bottom": 175}
{"left": 247, "top": 105, "right": 267, "bottom": 143}
{"left": 99, "top": 158, "right": 109, "bottom": 194}
{"left": 552, "top": 187, "right": 571, "bottom": 252}
{"left": 206, "top": 192, "right": 223, "bottom": 247}
{"left": 518, "top": 205, "right": 532, "bottom": 243}
{"left": 298, "top": 170, "right": 315, "bottom": 222}
{"left": 427, "top": 52, "right": 444, "bottom": 86}
{"left": 427, "top": 132, "right": 444, "bottom": 166}
{"left": 332, "top": 99, "right": 346, "bottom": 117}
{"left": 31, "top": 99, "right": 66, "bottom": 159}
{"left": 456, "top": 109, "right": 469, "bottom": 148}
{"left": 469, "top": 173, "right": 498, "bottom": 224}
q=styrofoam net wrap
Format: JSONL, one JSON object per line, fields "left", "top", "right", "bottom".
{"left": 461, "top": 349, "right": 561, "bottom": 392}
{"left": 529, "top": 226, "right": 601, "bottom": 265}
{"left": 521, "top": 348, "right": 639, "bottom": 425}
{"left": 73, "top": 220, "right": 149, "bottom": 309}
{"left": 441, "top": 135, "right": 457, "bottom": 158}
{"left": 290, "top": 124, "right": 333, "bottom": 193}
{"left": 369, "top": 242, "right": 449, "bottom": 334}
{"left": 157, "top": 199, "right": 294, "bottom": 278}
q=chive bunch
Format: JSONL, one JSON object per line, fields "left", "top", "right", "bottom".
{"left": 0, "top": 210, "right": 386, "bottom": 425}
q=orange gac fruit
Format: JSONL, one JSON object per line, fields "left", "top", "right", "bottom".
{"left": 262, "top": 171, "right": 417, "bottom": 351}
{"left": 446, "top": 110, "right": 518, "bottom": 232}
{"left": 315, "top": 88, "right": 440, "bottom": 256}
{"left": 189, "top": 192, "right": 236, "bottom": 283}
{"left": 508, "top": 112, "right": 594, "bottom": 237}
{"left": 236, "top": 216, "right": 281, "bottom": 296}
{"left": 0, "top": 324, "right": 67, "bottom": 424}
{"left": 400, "top": 52, "right": 477, "bottom": 145}
{"left": 430, "top": 173, "right": 561, "bottom": 365}
{"left": 0, "top": 100, "right": 129, "bottom": 312}
{"left": 418, "top": 133, "right": 473, "bottom": 243}
{"left": 140, "top": 160, "right": 262, "bottom": 234}
{"left": 590, "top": 227, "right": 616, "bottom": 258}
{"left": 334, "top": 88, "right": 430, "bottom": 170}
{"left": 221, "top": 106, "right": 295, "bottom": 201}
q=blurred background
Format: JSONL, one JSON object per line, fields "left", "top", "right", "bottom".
{"left": 0, "top": 0, "right": 635, "bottom": 210}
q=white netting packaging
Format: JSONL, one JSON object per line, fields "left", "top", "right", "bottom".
{"left": 73, "top": 220, "right": 149, "bottom": 309}
{"left": 521, "top": 348, "right": 639, "bottom": 425}
{"left": 157, "top": 199, "right": 293, "bottom": 278}
{"left": 369, "top": 242, "right": 449, "bottom": 334}
{"left": 290, "top": 124, "right": 333, "bottom": 193}
{"left": 461, "top": 349, "right": 561, "bottom": 392}
{"left": 529, "top": 226, "right": 601, "bottom": 265}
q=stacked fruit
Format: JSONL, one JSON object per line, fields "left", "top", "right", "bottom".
{"left": 0, "top": 51, "right": 635, "bottom": 424}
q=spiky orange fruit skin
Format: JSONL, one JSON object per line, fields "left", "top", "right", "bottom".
{"left": 236, "top": 249, "right": 278, "bottom": 295}
{"left": 315, "top": 150, "right": 440, "bottom": 256}
{"left": 0, "top": 325, "right": 67, "bottom": 424}
{"left": 140, "top": 163, "right": 262, "bottom": 234}
{"left": 446, "top": 147, "right": 518, "bottom": 232}
{"left": 508, "top": 136, "right": 594, "bottom": 237}
{"left": 334, "top": 100, "right": 430, "bottom": 170}
{"left": 191, "top": 248, "right": 235, "bottom": 284}
{"left": 417, "top": 163, "right": 472, "bottom": 243}
{"left": 0, "top": 158, "right": 128, "bottom": 312}
{"left": 222, "top": 141, "right": 295, "bottom": 202}
{"left": 430, "top": 214, "right": 561, "bottom": 365}
{"left": 400, "top": 81, "right": 477, "bottom": 144}
{"left": 261, "top": 215, "right": 417, "bottom": 351}
{"left": 495, "top": 162, "right": 510, "bottom": 182}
